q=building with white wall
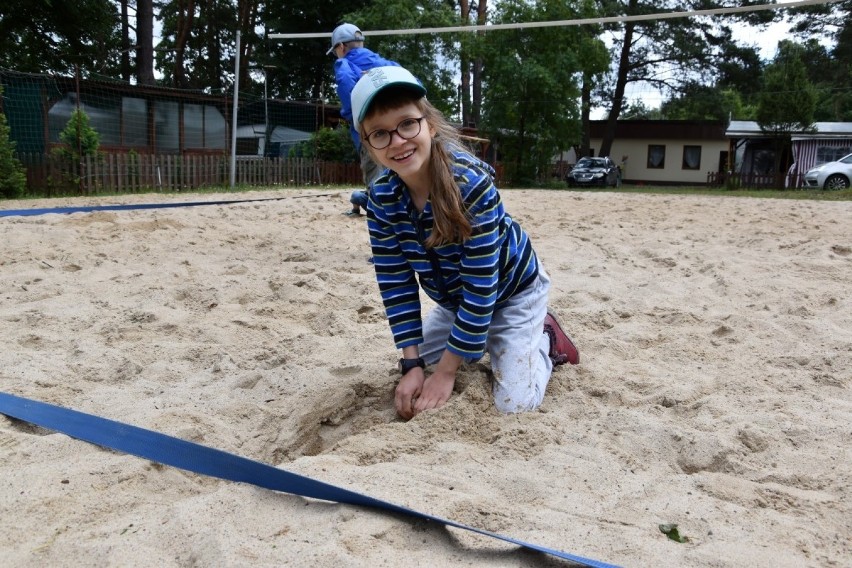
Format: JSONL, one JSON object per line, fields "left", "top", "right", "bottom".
{"left": 586, "top": 120, "right": 728, "bottom": 185}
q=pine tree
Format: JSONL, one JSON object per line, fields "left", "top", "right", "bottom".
{"left": 756, "top": 43, "right": 817, "bottom": 135}
{"left": 51, "top": 108, "right": 100, "bottom": 194}
{"left": 58, "top": 109, "right": 101, "bottom": 160}
{"left": 756, "top": 42, "right": 817, "bottom": 179}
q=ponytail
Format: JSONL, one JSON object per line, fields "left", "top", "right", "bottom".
{"left": 425, "top": 132, "right": 471, "bottom": 247}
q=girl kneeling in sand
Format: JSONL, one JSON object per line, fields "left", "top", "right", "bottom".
{"left": 351, "top": 66, "right": 579, "bottom": 420}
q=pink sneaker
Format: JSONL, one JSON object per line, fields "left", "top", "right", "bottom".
{"left": 544, "top": 312, "right": 580, "bottom": 366}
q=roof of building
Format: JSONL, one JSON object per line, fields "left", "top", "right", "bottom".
{"left": 589, "top": 119, "right": 727, "bottom": 140}
{"left": 726, "top": 120, "right": 852, "bottom": 139}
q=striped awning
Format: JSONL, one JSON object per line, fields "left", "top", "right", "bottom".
{"left": 791, "top": 138, "right": 852, "bottom": 175}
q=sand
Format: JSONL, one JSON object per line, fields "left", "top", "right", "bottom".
{"left": 0, "top": 189, "right": 850, "bottom": 567}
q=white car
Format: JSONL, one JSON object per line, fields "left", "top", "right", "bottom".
{"left": 803, "top": 153, "right": 852, "bottom": 190}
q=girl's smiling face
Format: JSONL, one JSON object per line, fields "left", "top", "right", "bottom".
{"left": 362, "top": 102, "right": 435, "bottom": 191}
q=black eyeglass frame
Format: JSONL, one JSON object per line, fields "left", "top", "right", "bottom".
{"left": 364, "top": 117, "right": 426, "bottom": 150}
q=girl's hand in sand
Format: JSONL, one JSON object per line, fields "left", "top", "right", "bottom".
{"left": 413, "top": 370, "right": 455, "bottom": 415}
{"left": 395, "top": 369, "right": 425, "bottom": 419}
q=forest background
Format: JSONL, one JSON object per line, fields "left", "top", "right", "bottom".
{"left": 0, "top": 0, "right": 850, "bottom": 183}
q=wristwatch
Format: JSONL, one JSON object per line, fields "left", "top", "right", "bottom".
{"left": 398, "top": 357, "right": 426, "bottom": 375}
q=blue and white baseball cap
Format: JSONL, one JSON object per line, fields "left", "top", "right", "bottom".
{"left": 326, "top": 23, "right": 364, "bottom": 55}
{"left": 350, "top": 66, "right": 427, "bottom": 128}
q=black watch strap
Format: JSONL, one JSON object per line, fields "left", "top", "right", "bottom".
{"left": 398, "top": 357, "right": 426, "bottom": 374}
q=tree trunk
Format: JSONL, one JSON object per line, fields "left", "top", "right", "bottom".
{"left": 471, "top": 0, "right": 487, "bottom": 126}
{"left": 458, "top": 0, "right": 471, "bottom": 126}
{"left": 599, "top": 0, "right": 637, "bottom": 158}
{"left": 174, "top": 0, "right": 196, "bottom": 88}
{"left": 580, "top": 72, "right": 592, "bottom": 158}
{"left": 136, "top": 0, "right": 156, "bottom": 85}
{"left": 199, "top": 0, "right": 222, "bottom": 92}
{"left": 472, "top": 58, "right": 482, "bottom": 126}
{"left": 120, "top": 0, "right": 131, "bottom": 81}
{"left": 516, "top": 117, "right": 525, "bottom": 179}
{"left": 237, "top": 0, "right": 259, "bottom": 95}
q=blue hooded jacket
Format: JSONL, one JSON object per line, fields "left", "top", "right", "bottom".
{"left": 334, "top": 47, "right": 400, "bottom": 150}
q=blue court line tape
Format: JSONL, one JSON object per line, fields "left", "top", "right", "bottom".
{"left": 0, "top": 392, "right": 619, "bottom": 568}
{"left": 0, "top": 197, "right": 291, "bottom": 218}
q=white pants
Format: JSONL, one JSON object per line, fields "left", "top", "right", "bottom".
{"left": 418, "top": 262, "right": 553, "bottom": 413}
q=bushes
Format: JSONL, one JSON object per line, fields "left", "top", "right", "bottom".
{"left": 55, "top": 108, "right": 100, "bottom": 161}
{"left": 49, "top": 108, "right": 101, "bottom": 193}
{"left": 290, "top": 126, "right": 357, "bottom": 162}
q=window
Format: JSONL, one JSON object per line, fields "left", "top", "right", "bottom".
{"left": 682, "top": 145, "right": 701, "bottom": 170}
{"left": 49, "top": 94, "right": 225, "bottom": 152}
{"left": 122, "top": 97, "right": 148, "bottom": 147}
{"left": 82, "top": 95, "right": 121, "bottom": 146}
{"left": 203, "top": 106, "right": 227, "bottom": 150}
{"left": 184, "top": 104, "right": 227, "bottom": 150}
{"left": 816, "top": 146, "right": 851, "bottom": 164}
{"left": 647, "top": 145, "right": 665, "bottom": 169}
{"left": 48, "top": 93, "right": 120, "bottom": 146}
{"left": 183, "top": 104, "right": 204, "bottom": 149}
{"left": 154, "top": 101, "right": 179, "bottom": 152}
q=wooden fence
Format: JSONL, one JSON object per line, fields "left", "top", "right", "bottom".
{"left": 15, "top": 152, "right": 364, "bottom": 196}
{"left": 707, "top": 171, "right": 805, "bottom": 189}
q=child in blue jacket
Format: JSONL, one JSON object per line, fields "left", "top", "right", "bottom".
{"left": 328, "top": 23, "right": 400, "bottom": 215}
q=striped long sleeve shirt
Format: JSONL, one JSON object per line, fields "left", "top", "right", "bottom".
{"left": 366, "top": 149, "right": 539, "bottom": 359}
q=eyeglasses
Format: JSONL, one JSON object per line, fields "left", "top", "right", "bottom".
{"left": 364, "top": 117, "right": 425, "bottom": 150}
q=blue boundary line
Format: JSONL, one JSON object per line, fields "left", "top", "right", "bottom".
{"left": 0, "top": 392, "right": 620, "bottom": 567}
{"left": 0, "top": 197, "right": 294, "bottom": 218}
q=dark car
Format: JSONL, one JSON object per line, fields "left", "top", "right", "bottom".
{"left": 565, "top": 156, "right": 621, "bottom": 188}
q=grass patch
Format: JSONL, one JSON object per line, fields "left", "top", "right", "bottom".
{"left": 546, "top": 184, "right": 852, "bottom": 201}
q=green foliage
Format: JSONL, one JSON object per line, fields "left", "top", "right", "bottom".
{"left": 622, "top": 100, "right": 663, "bottom": 120}
{"left": 479, "top": 0, "right": 601, "bottom": 184}
{"left": 835, "top": 21, "right": 852, "bottom": 121}
{"left": 660, "top": 84, "right": 755, "bottom": 121}
{"left": 722, "top": 89, "right": 757, "bottom": 121}
{"left": 756, "top": 43, "right": 817, "bottom": 135}
{"left": 0, "top": 87, "right": 26, "bottom": 199}
{"left": 716, "top": 42, "right": 764, "bottom": 106}
{"left": 594, "top": 0, "right": 773, "bottom": 156}
{"left": 659, "top": 524, "right": 689, "bottom": 543}
{"left": 289, "top": 127, "right": 357, "bottom": 162}
{"left": 49, "top": 109, "right": 100, "bottom": 194}
{"left": 0, "top": 0, "right": 120, "bottom": 75}
{"left": 156, "top": 0, "right": 237, "bottom": 91}
{"left": 56, "top": 109, "right": 100, "bottom": 160}
{"left": 260, "top": 0, "right": 372, "bottom": 101}
{"left": 787, "top": 32, "right": 852, "bottom": 121}
{"left": 344, "top": 0, "right": 459, "bottom": 118}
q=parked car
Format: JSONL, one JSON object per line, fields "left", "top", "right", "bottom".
{"left": 803, "top": 153, "right": 852, "bottom": 190}
{"left": 565, "top": 156, "right": 621, "bottom": 188}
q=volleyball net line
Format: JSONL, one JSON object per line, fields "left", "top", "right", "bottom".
{"left": 269, "top": 0, "right": 841, "bottom": 40}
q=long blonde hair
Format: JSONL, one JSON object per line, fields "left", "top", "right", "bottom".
{"left": 361, "top": 88, "right": 472, "bottom": 248}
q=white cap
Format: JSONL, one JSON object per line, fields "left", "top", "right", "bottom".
{"left": 350, "top": 66, "right": 427, "bottom": 128}
{"left": 327, "top": 23, "right": 363, "bottom": 55}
